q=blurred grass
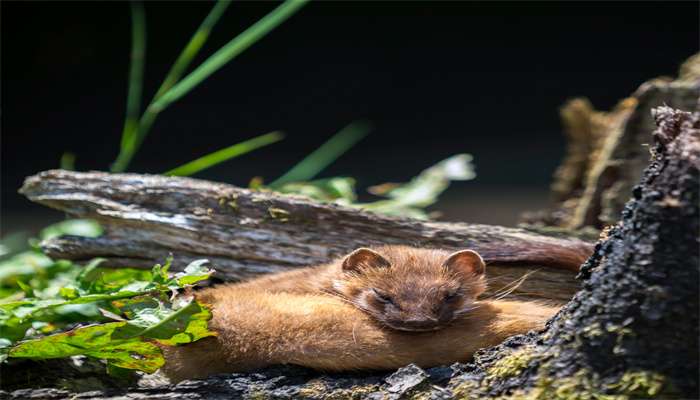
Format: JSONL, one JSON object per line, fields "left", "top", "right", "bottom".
{"left": 112, "top": 0, "right": 309, "bottom": 174}
{"left": 164, "top": 131, "right": 285, "bottom": 176}
{"left": 270, "top": 121, "right": 373, "bottom": 187}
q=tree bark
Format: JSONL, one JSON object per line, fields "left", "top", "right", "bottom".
{"left": 448, "top": 104, "right": 699, "bottom": 399}
{"left": 18, "top": 170, "right": 592, "bottom": 302}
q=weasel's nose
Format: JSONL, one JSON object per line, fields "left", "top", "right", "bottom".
{"left": 400, "top": 316, "right": 439, "bottom": 331}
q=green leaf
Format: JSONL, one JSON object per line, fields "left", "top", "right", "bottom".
{"left": 88, "top": 340, "right": 164, "bottom": 373}
{"left": 9, "top": 322, "right": 126, "bottom": 359}
{"left": 75, "top": 258, "right": 108, "bottom": 289}
{"left": 60, "top": 287, "right": 80, "bottom": 300}
{"left": 358, "top": 153, "right": 476, "bottom": 218}
{"left": 59, "top": 151, "right": 76, "bottom": 171}
{"left": 107, "top": 363, "right": 139, "bottom": 380}
{"left": 275, "top": 177, "right": 358, "bottom": 204}
{"left": 174, "top": 259, "right": 214, "bottom": 285}
{"left": 0, "top": 251, "right": 60, "bottom": 285}
{"left": 0, "top": 309, "right": 32, "bottom": 344}
{"left": 15, "top": 280, "right": 33, "bottom": 297}
{"left": 153, "top": 0, "right": 233, "bottom": 101}
{"left": 99, "top": 308, "right": 126, "bottom": 322}
{"left": 8, "top": 321, "right": 165, "bottom": 373}
{"left": 39, "top": 219, "right": 103, "bottom": 242}
{"left": 7, "top": 291, "right": 215, "bottom": 373}
{"left": 119, "top": 0, "right": 147, "bottom": 157}
{"left": 111, "top": 292, "right": 217, "bottom": 345}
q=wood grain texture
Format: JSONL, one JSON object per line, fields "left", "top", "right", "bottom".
{"left": 20, "top": 169, "right": 592, "bottom": 300}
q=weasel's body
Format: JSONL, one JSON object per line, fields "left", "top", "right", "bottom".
{"left": 161, "top": 290, "right": 560, "bottom": 383}
{"left": 161, "top": 245, "right": 563, "bottom": 382}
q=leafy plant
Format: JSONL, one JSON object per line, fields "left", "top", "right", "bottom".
{"left": 0, "top": 253, "right": 216, "bottom": 378}
{"left": 274, "top": 153, "right": 476, "bottom": 219}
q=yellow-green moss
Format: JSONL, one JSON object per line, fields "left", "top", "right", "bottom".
{"left": 580, "top": 322, "right": 605, "bottom": 339}
{"left": 401, "top": 380, "right": 436, "bottom": 400}
{"left": 500, "top": 366, "right": 674, "bottom": 400}
{"left": 267, "top": 207, "right": 292, "bottom": 222}
{"left": 608, "top": 370, "right": 673, "bottom": 398}
{"left": 263, "top": 206, "right": 315, "bottom": 225}
{"left": 465, "top": 339, "right": 676, "bottom": 400}
{"left": 483, "top": 346, "right": 548, "bottom": 378}
{"left": 211, "top": 193, "right": 239, "bottom": 212}
{"left": 524, "top": 369, "right": 622, "bottom": 400}
{"left": 451, "top": 380, "right": 484, "bottom": 400}
{"left": 295, "top": 380, "right": 381, "bottom": 399}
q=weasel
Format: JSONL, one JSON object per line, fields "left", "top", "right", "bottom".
{"left": 226, "top": 245, "right": 488, "bottom": 332}
{"left": 161, "top": 288, "right": 560, "bottom": 383}
{"left": 160, "top": 246, "right": 564, "bottom": 382}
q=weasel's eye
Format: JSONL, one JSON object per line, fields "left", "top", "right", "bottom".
{"left": 372, "top": 289, "right": 392, "bottom": 304}
{"left": 445, "top": 292, "right": 460, "bottom": 303}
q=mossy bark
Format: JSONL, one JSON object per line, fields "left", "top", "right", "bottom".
{"left": 452, "top": 104, "right": 699, "bottom": 399}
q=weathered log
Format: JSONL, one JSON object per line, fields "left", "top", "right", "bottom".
{"left": 18, "top": 170, "right": 592, "bottom": 301}
{"left": 3, "top": 103, "right": 697, "bottom": 400}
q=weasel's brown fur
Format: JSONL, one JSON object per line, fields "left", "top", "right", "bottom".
{"left": 161, "top": 289, "right": 559, "bottom": 383}
{"left": 161, "top": 246, "right": 562, "bottom": 382}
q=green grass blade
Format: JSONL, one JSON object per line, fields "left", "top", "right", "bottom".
{"left": 153, "top": 0, "right": 232, "bottom": 101}
{"left": 163, "top": 131, "right": 285, "bottom": 176}
{"left": 114, "top": 0, "right": 231, "bottom": 174}
{"left": 119, "top": 1, "right": 147, "bottom": 152}
{"left": 60, "top": 152, "right": 76, "bottom": 171}
{"left": 111, "top": 0, "right": 306, "bottom": 174}
{"left": 150, "top": 0, "right": 309, "bottom": 112}
{"left": 269, "top": 121, "right": 373, "bottom": 188}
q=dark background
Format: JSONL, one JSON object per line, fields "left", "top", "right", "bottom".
{"left": 2, "top": 1, "right": 698, "bottom": 234}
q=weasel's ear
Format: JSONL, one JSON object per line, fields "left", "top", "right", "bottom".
{"left": 342, "top": 248, "right": 391, "bottom": 273}
{"left": 442, "top": 250, "right": 485, "bottom": 276}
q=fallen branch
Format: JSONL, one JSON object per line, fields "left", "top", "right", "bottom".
{"left": 19, "top": 170, "right": 593, "bottom": 301}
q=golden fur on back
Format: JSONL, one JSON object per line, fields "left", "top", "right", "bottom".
{"left": 161, "top": 287, "right": 559, "bottom": 383}
{"left": 160, "top": 246, "right": 561, "bottom": 382}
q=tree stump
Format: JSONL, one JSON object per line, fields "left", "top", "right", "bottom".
{"left": 530, "top": 52, "right": 700, "bottom": 231}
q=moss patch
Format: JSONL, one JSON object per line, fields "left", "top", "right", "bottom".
{"left": 505, "top": 367, "right": 674, "bottom": 400}
{"left": 296, "top": 380, "right": 380, "bottom": 399}
{"left": 484, "top": 346, "right": 547, "bottom": 378}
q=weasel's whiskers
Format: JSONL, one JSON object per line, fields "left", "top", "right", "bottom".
{"left": 491, "top": 270, "right": 538, "bottom": 300}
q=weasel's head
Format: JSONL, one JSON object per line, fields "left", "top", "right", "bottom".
{"left": 332, "top": 246, "right": 486, "bottom": 332}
